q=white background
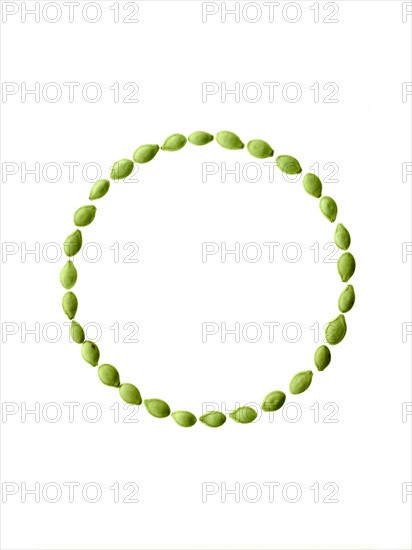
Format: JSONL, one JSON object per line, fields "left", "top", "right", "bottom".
{"left": 1, "top": 1, "right": 411, "bottom": 549}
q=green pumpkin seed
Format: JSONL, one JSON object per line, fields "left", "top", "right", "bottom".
{"left": 216, "top": 131, "right": 244, "bottom": 150}
{"left": 64, "top": 229, "right": 82, "bottom": 257}
{"left": 119, "top": 383, "right": 142, "bottom": 405}
{"left": 290, "top": 371, "right": 313, "bottom": 394}
{"left": 276, "top": 155, "right": 302, "bottom": 175}
{"left": 199, "top": 411, "right": 227, "bottom": 428}
{"left": 319, "top": 196, "right": 338, "bottom": 222}
{"left": 325, "top": 314, "right": 347, "bottom": 345}
{"left": 314, "top": 345, "right": 331, "bottom": 371}
{"left": 89, "top": 179, "right": 110, "bottom": 201}
{"left": 171, "top": 410, "right": 197, "bottom": 427}
{"left": 133, "top": 144, "right": 159, "bottom": 164}
{"left": 338, "top": 284, "right": 355, "bottom": 313}
{"left": 110, "top": 159, "right": 134, "bottom": 180}
{"left": 229, "top": 406, "right": 257, "bottom": 424}
{"left": 261, "top": 390, "right": 286, "bottom": 412}
{"left": 60, "top": 260, "right": 77, "bottom": 290}
{"left": 74, "top": 205, "right": 96, "bottom": 227}
{"left": 62, "top": 291, "right": 78, "bottom": 320}
{"left": 81, "top": 340, "right": 100, "bottom": 367}
{"left": 247, "top": 139, "right": 274, "bottom": 159}
{"left": 70, "top": 321, "right": 85, "bottom": 344}
{"left": 98, "top": 364, "right": 120, "bottom": 388}
{"left": 303, "top": 173, "right": 322, "bottom": 198}
{"left": 161, "top": 134, "right": 187, "bottom": 152}
{"left": 188, "top": 131, "right": 214, "bottom": 146}
{"left": 144, "top": 398, "right": 171, "bottom": 418}
{"left": 338, "top": 252, "right": 356, "bottom": 282}
{"left": 334, "top": 223, "right": 351, "bottom": 250}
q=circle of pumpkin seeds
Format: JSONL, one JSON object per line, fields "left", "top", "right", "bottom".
{"left": 60, "top": 131, "right": 355, "bottom": 428}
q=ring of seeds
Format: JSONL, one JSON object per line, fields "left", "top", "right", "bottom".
{"left": 61, "top": 131, "right": 355, "bottom": 428}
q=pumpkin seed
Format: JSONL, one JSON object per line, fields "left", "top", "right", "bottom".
{"left": 188, "top": 131, "right": 214, "bottom": 146}
{"left": 216, "top": 131, "right": 244, "bottom": 150}
{"left": 161, "top": 134, "right": 187, "bottom": 152}
{"left": 62, "top": 291, "right": 78, "bottom": 320}
{"left": 338, "top": 252, "right": 356, "bottom": 282}
{"left": 290, "top": 371, "right": 313, "bottom": 394}
{"left": 81, "top": 340, "right": 100, "bottom": 366}
{"left": 276, "top": 155, "right": 302, "bottom": 175}
{"left": 261, "top": 390, "right": 286, "bottom": 412}
{"left": 60, "top": 260, "right": 77, "bottom": 290}
{"left": 319, "top": 196, "right": 337, "bottom": 222}
{"left": 325, "top": 314, "right": 347, "bottom": 345}
{"left": 119, "top": 383, "right": 142, "bottom": 405}
{"left": 229, "top": 406, "right": 257, "bottom": 424}
{"left": 98, "top": 364, "right": 120, "bottom": 388}
{"left": 144, "top": 399, "right": 171, "bottom": 418}
{"left": 303, "top": 173, "right": 322, "bottom": 198}
{"left": 247, "top": 139, "right": 274, "bottom": 159}
{"left": 70, "top": 321, "right": 85, "bottom": 344}
{"left": 314, "top": 345, "right": 331, "bottom": 371}
{"left": 338, "top": 284, "right": 355, "bottom": 313}
{"left": 74, "top": 205, "right": 96, "bottom": 227}
{"left": 133, "top": 144, "right": 159, "bottom": 164}
{"left": 64, "top": 229, "right": 82, "bottom": 257}
{"left": 334, "top": 223, "right": 351, "bottom": 250}
{"left": 171, "top": 410, "right": 197, "bottom": 427}
{"left": 110, "top": 159, "right": 134, "bottom": 180}
{"left": 89, "top": 179, "right": 110, "bottom": 201}
{"left": 199, "top": 411, "right": 227, "bottom": 428}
